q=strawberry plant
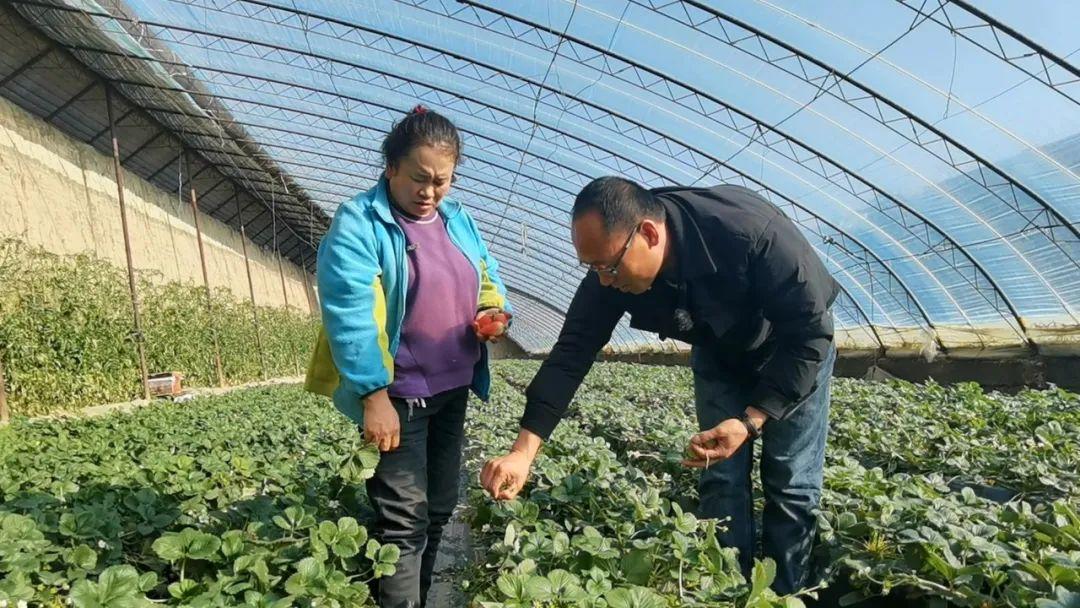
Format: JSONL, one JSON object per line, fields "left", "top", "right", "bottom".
{"left": 476, "top": 360, "right": 1080, "bottom": 607}
{"left": 0, "top": 385, "right": 389, "bottom": 606}
{"left": 3, "top": 357, "right": 1076, "bottom": 607}
{"left": 828, "top": 379, "right": 1080, "bottom": 500}
{"left": 462, "top": 367, "right": 816, "bottom": 607}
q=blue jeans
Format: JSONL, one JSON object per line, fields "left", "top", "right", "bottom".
{"left": 690, "top": 343, "right": 835, "bottom": 595}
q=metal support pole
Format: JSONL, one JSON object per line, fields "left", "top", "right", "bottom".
{"left": 106, "top": 86, "right": 151, "bottom": 400}
{"left": 276, "top": 253, "right": 291, "bottom": 312}
{"left": 234, "top": 192, "right": 268, "bottom": 380}
{"left": 0, "top": 353, "right": 9, "bottom": 425}
{"left": 299, "top": 249, "right": 315, "bottom": 316}
{"left": 276, "top": 251, "right": 300, "bottom": 375}
{"left": 272, "top": 176, "right": 301, "bottom": 375}
{"left": 184, "top": 150, "right": 225, "bottom": 387}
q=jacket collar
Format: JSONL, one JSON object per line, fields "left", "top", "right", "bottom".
{"left": 369, "top": 176, "right": 462, "bottom": 225}
{"left": 656, "top": 189, "right": 718, "bottom": 281}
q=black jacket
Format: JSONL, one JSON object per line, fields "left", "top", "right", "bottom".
{"left": 521, "top": 185, "right": 841, "bottom": 440}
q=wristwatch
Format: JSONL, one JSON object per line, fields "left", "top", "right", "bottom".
{"left": 738, "top": 412, "right": 763, "bottom": 440}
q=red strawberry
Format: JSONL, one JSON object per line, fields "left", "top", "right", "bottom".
{"left": 474, "top": 311, "right": 509, "bottom": 338}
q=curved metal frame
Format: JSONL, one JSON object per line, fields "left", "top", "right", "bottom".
{"left": 894, "top": 0, "right": 1080, "bottom": 105}
{"left": 46, "top": 0, "right": 1075, "bottom": 264}
{"left": 228, "top": 152, "right": 897, "bottom": 351}
{"left": 163, "top": 85, "right": 928, "bottom": 342}
{"left": 62, "top": 44, "right": 927, "bottom": 324}
{"left": 106, "top": 2, "right": 1040, "bottom": 335}
{"left": 639, "top": 0, "right": 1079, "bottom": 243}
{"left": 54, "top": 19, "right": 985, "bottom": 330}
{"left": 13, "top": 0, "right": 1077, "bottom": 352}
{"left": 418, "top": 0, "right": 1064, "bottom": 331}
{"left": 166, "top": 108, "right": 894, "bottom": 349}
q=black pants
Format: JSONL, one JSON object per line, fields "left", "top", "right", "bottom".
{"left": 365, "top": 386, "right": 469, "bottom": 608}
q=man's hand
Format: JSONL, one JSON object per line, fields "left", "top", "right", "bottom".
{"left": 480, "top": 428, "right": 543, "bottom": 500}
{"left": 681, "top": 418, "right": 750, "bottom": 468}
{"left": 474, "top": 308, "right": 511, "bottom": 343}
{"left": 362, "top": 389, "right": 400, "bottom": 452}
{"left": 480, "top": 451, "right": 532, "bottom": 500}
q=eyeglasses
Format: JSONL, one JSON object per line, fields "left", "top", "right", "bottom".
{"left": 579, "top": 223, "right": 640, "bottom": 277}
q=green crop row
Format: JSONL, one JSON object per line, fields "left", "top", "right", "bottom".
{"left": 0, "top": 238, "right": 319, "bottom": 416}
{"left": 469, "top": 360, "right": 1079, "bottom": 607}
{"left": 0, "top": 386, "right": 389, "bottom": 607}
{"left": 3, "top": 358, "right": 1076, "bottom": 607}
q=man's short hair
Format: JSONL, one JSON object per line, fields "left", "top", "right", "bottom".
{"left": 572, "top": 176, "right": 664, "bottom": 234}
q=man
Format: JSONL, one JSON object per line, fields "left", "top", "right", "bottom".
{"left": 480, "top": 176, "right": 840, "bottom": 594}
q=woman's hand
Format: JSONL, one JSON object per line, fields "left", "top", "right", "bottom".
{"left": 474, "top": 308, "right": 511, "bottom": 343}
{"left": 362, "top": 389, "right": 400, "bottom": 452}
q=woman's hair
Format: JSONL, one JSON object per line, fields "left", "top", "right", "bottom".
{"left": 381, "top": 105, "right": 463, "bottom": 169}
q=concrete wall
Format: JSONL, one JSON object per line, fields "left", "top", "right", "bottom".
{"left": 0, "top": 95, "right": 316, "bottom": 313}
{"left": 487, "top": 337, "right": 529, "bottom": 359}
{"left": 566, "top": 350, "right": 1080, "bottom": 393}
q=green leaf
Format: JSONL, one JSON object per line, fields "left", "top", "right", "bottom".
{"left": 283, "top": 574, "right": 308, "bottom": 597}
{"left": 152, "top": 529, "right": 220, "bottom": 562}
{"left": 1036, "top": 587, "right": 1080, "bottom": 608}
{"left": 923, "top": 548, "right": 955, "bottom": 579}
{"left": 620, "top": 549, "right": 654, "bottom": 586}
{"left": 604, "top": 586, "right": 667, "bottom": 608}
{"left": 59, "top": 512, "right": 80, "bottom": 537}
{"left": 296, "top": 557, "right": 321, "bottom": 580}
{"left": 357, "top": 443, "right": 381, "bottom": 469}
{"left": 220, "top": 530, "right": 245, "bottom": 558}
{"left": 285, "top": 558, "right": 324, "bottom": 596}
{"left": 137, "top": 572, "right": 158, "bottom": 594}
{"left": 67, "top": 544, "right": 98, "bottom": 570}
{"left": 186, "top": 531, "right": 221, "bottom": 560}
{"left": 373, "top": 561, "right": 397, "bottom": 579}
{"left": 377, "top": 543, "right": 400, "bottom": 565}
{"left": 69, "top": 580, "right": 101, "bottom": 608}
{"left": 545, "top": 569, "right": 582, "bottom": 595}
{"left": 552, "top": 531, "right": 570, "bottom": 555}
{"left": 168, "top": 579, "right": 200, "bottom": 600}
{"left": 496, "top": 573, "right": 548, "bottom": 601}
{"left": 0, "top": 571, "right": 35, "bottom": 603}
{"left": 317, "top": 521, "right": 338, "bottom": 544}
{"left": 151, "top": 533, "right": 185, "bottom": 562}
{"left": 337, "top": 517, "right": 361, "bottom": 537}
{"left": 749, "top": 559, "right": 777, "bottom": 600}
{"left": 98, "top": 564, "right": 141, "bottom": 600}
{"left": 70, "top": 565, "right": 145, "bottom": 608}
{"left": 836, "top": 512, "right": 858, "bottom": 530}
{"left": 365, "top": 539, "right": 380, "bottom": 561}
{"left": 339, "top": 445, "right": 380, "bottom": 484}
{"left": 332, "top": 536, "right": 360, "bottom": 558}
{"left": 250, "top": 559, "right": 271, "bottom": 587}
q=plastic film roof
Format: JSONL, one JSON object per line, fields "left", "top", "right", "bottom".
{"left": 3, "top": 0, "right": 1079, "bottom": 355}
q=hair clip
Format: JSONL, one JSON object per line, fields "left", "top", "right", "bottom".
{"left": 410, "top": 104, "right": 428, "bottom": 115}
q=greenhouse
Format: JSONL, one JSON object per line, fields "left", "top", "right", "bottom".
{"left": 0, "top": 1, "right": 1078, "bottom": 606}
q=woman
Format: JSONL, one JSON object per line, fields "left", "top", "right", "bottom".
{"left": 306, "top": 106, "right": 512, "bottom": 607}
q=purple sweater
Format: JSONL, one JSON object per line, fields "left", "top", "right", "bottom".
{"left": 388, "top": 207, "right": 481, "bottom": 399}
